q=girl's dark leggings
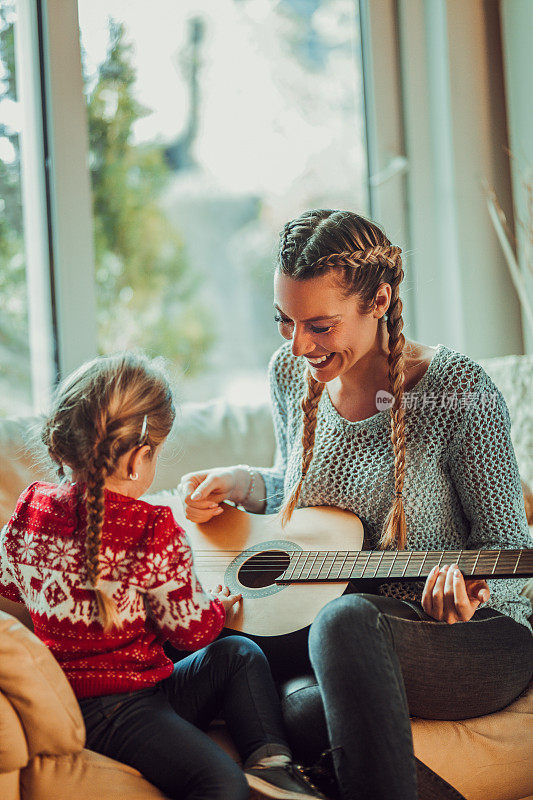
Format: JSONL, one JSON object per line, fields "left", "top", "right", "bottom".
{"left": 78, "top": 636, "right": 291, "bottom": 800}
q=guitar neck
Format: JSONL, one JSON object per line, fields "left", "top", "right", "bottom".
{"left": 277, "top": 548, "right": 533, "bottom": 583}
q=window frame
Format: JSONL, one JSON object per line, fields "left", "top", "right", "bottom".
{"left": 10, "top": 0, "right": 57, "bottom": 411}
{"left": 39, "top": 0, "right": 97, "bottom": 377}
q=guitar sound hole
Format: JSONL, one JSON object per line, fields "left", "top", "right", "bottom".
{"left": 238, "top": 551, "right": 291, "bottom": 589}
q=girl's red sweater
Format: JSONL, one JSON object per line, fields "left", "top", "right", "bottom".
{"left": 0, "top": 482, "right": 225, "bottom": 698}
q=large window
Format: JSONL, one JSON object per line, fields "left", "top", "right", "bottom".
{"left": 0, "top": 1, "right": 56, "bottom": 415}
{"left": 78, "top": 0, "right": 368, "bottom": 403}
{"left": 0, "top": 2, "right": 31, "bottom": 414}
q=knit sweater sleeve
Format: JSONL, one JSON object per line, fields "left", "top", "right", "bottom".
{"left": 256, "top": 348, "right": 290, "bottom": 514}
{"left": 448, "top": 374, "right": 533, "bottom": 623}
{"left": 143, "top": 506, "right": 225, "bottom": 651}
{"left": 0, "top": 484, "right": 38, "bottom": 603}
{"left": 0, "top": 524, "right": 23, "bottom": 603}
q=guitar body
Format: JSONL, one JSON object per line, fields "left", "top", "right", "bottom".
{"left": 169, "top": 500, "right": 364, "bottom": 637}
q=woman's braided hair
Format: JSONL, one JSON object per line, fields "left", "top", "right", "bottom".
{"left": 42, "top": 353, "right": 175, "bottom": 631}
{"left": 278, "top": 210, "right": 407, "bottom": 549}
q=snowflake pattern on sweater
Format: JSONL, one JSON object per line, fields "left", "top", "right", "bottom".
{"left": 0, "top": 483, "right": 225, "bottom": 697}
{"left": 257, "top": 342, "right": 533, "bottom": 632}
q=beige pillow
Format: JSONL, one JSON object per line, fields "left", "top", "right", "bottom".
{"left": 0, "top": 690, "right": 29, "bottom": 771}
{"left": 22, "top": 750, "right": 167, "bottom": 800}
{"left": 412, "top": 680, "right": 533, "bottom": 800}
{"left": 0, "top": 613, "right": 85, "bottom": 758}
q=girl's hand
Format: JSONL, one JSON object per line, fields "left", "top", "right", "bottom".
{"left": 178, "top": 467, "right": 250, "bottom": 523}
{"left": 421, "top": 564, "right": 490, "bottom": 624}
{"left": 208, "top": 584, "right": 242, "bottom": 614}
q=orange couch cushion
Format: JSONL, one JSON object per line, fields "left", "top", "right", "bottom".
{"left": 0, "top": 613, "right": 85, "bottom": 758}
{"left": 21, "top": 750, "right": 168, "bottom": 800}
{"left": 0, "top": 691, "right": 29, "bottom": 772}
{"left": 412, "top": 680, "right": 533, "bottom": 800}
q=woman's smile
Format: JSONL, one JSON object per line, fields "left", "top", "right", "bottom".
{"left": 305, "top": 352, "right": 336, "bottom": 369}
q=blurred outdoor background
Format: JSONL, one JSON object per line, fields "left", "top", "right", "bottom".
{"left": 0, "top": 0, "right": 367, "bottom": 412}
{"left": 1, "top": 0, "right": 531, "bottom": 415}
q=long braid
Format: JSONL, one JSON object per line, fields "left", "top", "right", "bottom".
{"left": 279, "top": 371, "right": 325, "bottom": 526}
{"left": 85, "top": 437, "right": 121, "bottom": 631}
{"left": 379, "top": 254, "right": 407, "bottom": 549}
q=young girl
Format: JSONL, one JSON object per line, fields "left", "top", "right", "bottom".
{"left": 181, "top": 210, "right": 533, "bottom": 800}
{"left": 0, "top": 353, "right": 325, "bottom": 800}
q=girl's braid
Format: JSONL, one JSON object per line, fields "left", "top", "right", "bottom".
{"left": 43, "top": 421, "right": 66, "bottom": 481}
{"left": 85, "top": 437, "right": 121, "bottom": 629}
{"left": 85, "top": 446, "right": 107, "bottom": 587}
{"left": 280, "top": 371, "right": 325, "bottom": 526}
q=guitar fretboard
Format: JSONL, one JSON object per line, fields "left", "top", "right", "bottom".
{"left": 276, "top": 548, "right": 533, "bottom": 583}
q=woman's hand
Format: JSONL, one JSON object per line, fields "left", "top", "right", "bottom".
{"left": 421, "top": 564, "right": 490, "bottom": 623}
{"left": 208, "top": 584, "right": 242, "bottom": 614}
{"left": 178, "top": 467, "right": 250, "bottom": 523}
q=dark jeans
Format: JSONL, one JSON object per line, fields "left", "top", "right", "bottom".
{"left": 308, "top": 593, "right": 533, "bottom": 800}
{"left": 79, "top": 636, "right": 291, "bottom": 800}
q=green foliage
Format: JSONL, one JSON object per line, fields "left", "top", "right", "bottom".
{"left": 86, "top": 20, "right": 213, "bottom": 370}
{"left": 0, "top": 2, "right": 27, "bottom": 356}
{"left": 0, "top": 13, "right": 213, "bottom": 385}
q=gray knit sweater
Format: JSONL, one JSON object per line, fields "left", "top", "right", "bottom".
{"left": 256, "top": 342, "right": 533, "bottom": 632}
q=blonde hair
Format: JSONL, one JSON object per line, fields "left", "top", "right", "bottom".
{"left": 278, "top": 210, "right": 407, "bottom": 550}
{"left": 42, "top": 353, "right": 175, "bottom": 630}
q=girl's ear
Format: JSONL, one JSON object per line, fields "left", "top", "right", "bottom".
{"left": 127, "top": 444, "right": 152, "bottom": 478}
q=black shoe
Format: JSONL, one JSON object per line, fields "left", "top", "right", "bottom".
{"left": 245, "top": 762, "right": 328, "bottom": 799}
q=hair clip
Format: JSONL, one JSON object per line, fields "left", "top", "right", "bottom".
{"left": 138, "top": 414, "right": 148, "bottom": 445}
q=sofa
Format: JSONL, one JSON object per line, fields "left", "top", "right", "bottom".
{"left": 0, "top": 610, "right": 167, "bottom": 800}
{"left": 0, "top": 353, "right": 532, "bottom": 800}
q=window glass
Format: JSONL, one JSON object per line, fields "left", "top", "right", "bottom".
{"left": 78, "top": 0, "right": 368, "bottom": 403}
{"left": 0, "top": 1, "right": 32, "bottom": 414}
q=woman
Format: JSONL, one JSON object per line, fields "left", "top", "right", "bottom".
{"left": 180, "top": 210, "right": 533, "bottom": 800}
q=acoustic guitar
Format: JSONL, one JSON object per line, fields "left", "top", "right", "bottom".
{"left": 165, "top": 498, "right": 533, "bottom": 638}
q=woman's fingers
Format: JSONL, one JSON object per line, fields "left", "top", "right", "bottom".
{"left": 179, "top": 476, "right": 200, "bottom": 499}
{"left": 178, "top": 473, "right": 227, "bottom": 520}
{"left": 190, "top": 476, "right": 225, "bottom": 502}
{"left": 421, "top": 565, "right": 439, "bottom": 614}
{"left": 179, "top": 469, "right": 238, "bottom": 516}
{"left": 443, "top": 564, "right": 459, "bottom": 621}
{"left": 452, "top": 568, "right": 472, "bottom": 620}
{"left": 179, "top": 474, "right": 217, "bottom": 503}
{"left": 423, "top": 564, "right": 485, "bottom": 624}
{"left": 465, "top": 578, "right": 490, "bottom": 604}
{"left": 430, "top": 564, "right": 449, "bottom": 620}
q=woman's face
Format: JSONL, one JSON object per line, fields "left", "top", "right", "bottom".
{"left": 273, "top": 270, "right": 390, "bottom": 383}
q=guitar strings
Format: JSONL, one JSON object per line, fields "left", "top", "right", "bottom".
{"left": 189, "top": 551, "right": 529, "bottom": 576}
